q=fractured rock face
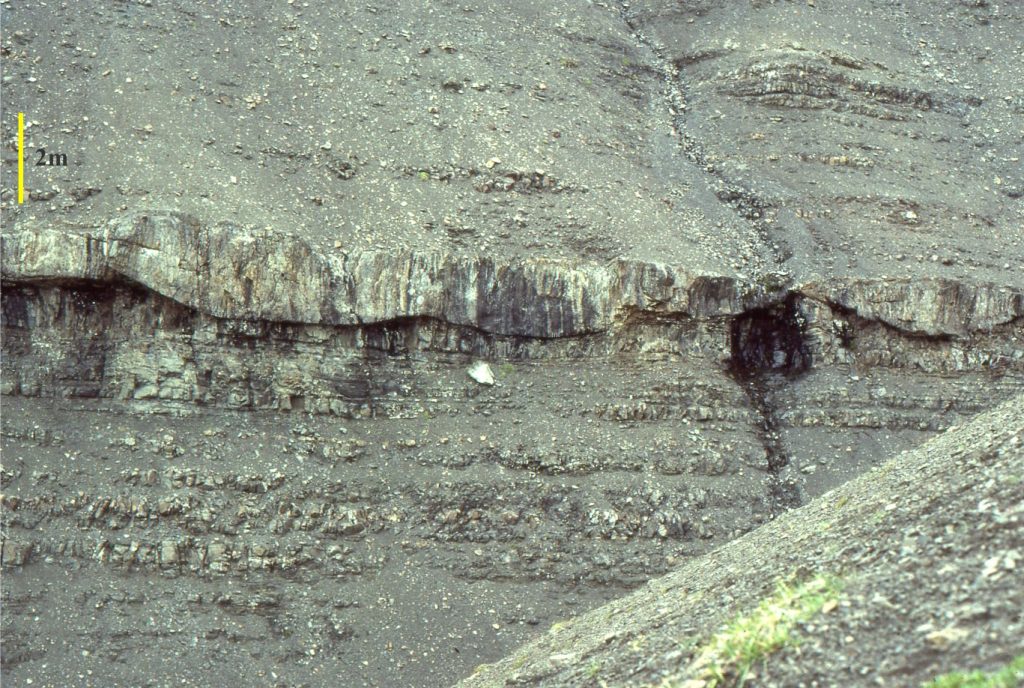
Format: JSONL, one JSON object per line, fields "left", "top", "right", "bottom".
{"left": 3, "top": 211, "right": 1020, "bottom": 416}
{"left": 1, "top": 211, "right": 783, "bottom": 332}
{"left": 0, "top": 1, "right": 1022, "bottom": 687}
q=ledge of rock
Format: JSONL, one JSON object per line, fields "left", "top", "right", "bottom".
{"left": 5, "top": 212, "right": 1019, "bottom": 342}
{"left": 2, "top": 211, "right": 783, "bottom": 336}
{"left": 799, "top": 278, "right": 1024, "bottom": 337}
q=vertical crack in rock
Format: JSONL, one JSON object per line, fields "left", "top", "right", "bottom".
{"left": 609, "top": 3, "right": 819, "bottom": 514}
{"left": 729, "top": 295, "right": 811, "bottom": 514}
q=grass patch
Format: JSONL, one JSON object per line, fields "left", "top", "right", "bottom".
{"left": 508, "top": 654, "right": 530, "bottom": 673}
{"left": 549, "top": 620, "right": 571, "bottom": 634}
{"left": 923, "top": 655, "right": 1024, "bottom": 688}
{"left": 674, "top": 573, "right": 841, "bottom": 687}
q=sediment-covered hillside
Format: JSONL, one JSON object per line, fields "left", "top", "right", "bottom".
{"left": 457, "top": 394, "right": 1024, "bottom": 688}
{"left": 1, "top": 1, "right": 1022, "bottom": 686}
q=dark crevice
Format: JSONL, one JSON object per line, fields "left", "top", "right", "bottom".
{"left": 728, "top": 294, "right": 811, "bottom": 515}
{"left": 729, "top": 294, "right": 811, "bottom": 374}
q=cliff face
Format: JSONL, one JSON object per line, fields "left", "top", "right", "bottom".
{"left": 2, "top": 211, "right": 772, "bottom": 332}
{"left": 3, "top": 210, "right": 1021, "bottom": 566}
{"left": 4, "top": 211, "right": 1020, "bottom": 437}
{"left": 5, "top": 214, "right": 1020, "bottom": 688}
{"left": 1, "top": 0, "right": 1022, "bottom": 686}
{"left": 7, "top": 212, "right": 1022, "bottom": 336}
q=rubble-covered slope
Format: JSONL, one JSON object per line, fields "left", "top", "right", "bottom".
{"left": 621, "top": 0, "right": 1024, "bottom": 284}
{"left": 457, "top": 394, "right": 1024, "bottom": 688}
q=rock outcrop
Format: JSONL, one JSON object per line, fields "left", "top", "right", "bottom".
{"left": 1, "top": 211, "right": 782, "bottom": 332}
{"left": 1, "top": 0, "right": 1022, "bottom": 686}
{"left": 4, "top": 212, "right": 1021, "bottom": 414}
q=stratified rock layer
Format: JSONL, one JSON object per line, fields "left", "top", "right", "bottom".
{"left": 2, "top": 1, "right": 1023, "bottom": 686}
{"left": 3, "top": 211, "right": 781, "bottom": 332}
{"left": 3, "top": 211, "right": 1023, "bottom": 521}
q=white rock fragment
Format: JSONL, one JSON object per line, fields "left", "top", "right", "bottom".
{"left": 467, "top": 361, "right": 495, "bottom": 385}
{"left": 925, "top": 625, "right": 969, "bottom": 649}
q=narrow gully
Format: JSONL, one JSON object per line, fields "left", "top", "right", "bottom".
{"left": 610, "top": 2, "right": 813, "bottom": 514}
{"left": 611, "top": 1, "right": 785, "bottom": 263}
{"left": 728, "top": 295, "right": 812, "bottom": 515}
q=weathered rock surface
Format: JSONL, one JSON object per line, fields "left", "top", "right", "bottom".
{"left": 4, "top": 212, "right": 1021, "bottom": 417}
{"left": 1, "top": 211, "right": 784, "bottom": 331}
{"left": 0, "top": 393, "right": 766, "bottom": 687}
{"left": 620, "top": 0, "right": 1024, "bottom": 284}
{"left": 1, "top": 0, "right": 1022, "bottom": 686}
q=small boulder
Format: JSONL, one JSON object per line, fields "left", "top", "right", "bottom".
{"left": 468, "top": 361, "right": 495, "bottom": 386}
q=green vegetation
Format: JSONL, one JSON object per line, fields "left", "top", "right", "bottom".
{"left": 549, "top": 619, "right": 571, "bottom": 634}
{"left": 498, "top": 362, "right": 516, "bottom": 379}
{"left": 675, "top": 574, "right": 841, "bottom": 688}
{"left": 418, "top": 170, "right": 430, "bottom": 181}
{"left": 923, "top": 655, "right": 1024, "bottom": 688}
{"left": 508, "top": 653, "right": 530, "bottom": 673}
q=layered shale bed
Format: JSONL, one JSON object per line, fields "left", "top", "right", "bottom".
{"left": 2, "top": 1, "right": 1022, "bottom": 686}
{"left": 2, "top": 213, "right": 1022, "bottom": 687}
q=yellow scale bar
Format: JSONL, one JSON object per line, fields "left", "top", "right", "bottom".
{"left": 18, "top": 112, "right": 25, "bottom": 204}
